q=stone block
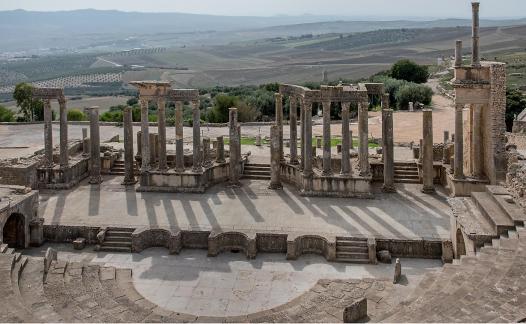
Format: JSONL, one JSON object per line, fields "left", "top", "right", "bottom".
{"left": 343, "top": 298, "right": 367, "bottom": 323}
{"left": 44, "top": 247, "right": 58, "bottom": 274}
{"left": 441, "top": 240, "right": 454, "bottom": 263}
{"left": 73, "top": 237, "right": 86, "bottom": 250}
{"left": 377, "top": 250, "right": 392, "bottom": 264}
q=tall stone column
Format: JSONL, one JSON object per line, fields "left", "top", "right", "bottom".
{"left": 136, "top": 131, "right": 142, "bottom": 158}
{"left": 382, "top": 108, "right": 395, "bottom": 192}
{"left": 58, "top": 97, "right": 68, "bottom": 168}
{"left": 275, "top": 93, "right": 284, "bottom": 162}
{"left": 43, "top": 99, "right": 53, "bottom": 167}
{"left": 175, "top": 101, "right": 185, "bottom": 173}
{"left": 122, "top": 107, "right": 136, "bottom": 185}
{"left": 350, "top": 130, "right": 354, "bottom": 149}
{"left": 192, "top": 100, "right": 202, "bottom": 173}
{"left": 269, "top": 125, "right": 283, "bottom": 190}
{"left": 299, "top": 99, "right": 305, "bottom": 170}
{"left": 341, "top": 102, "right": 351, "bottom": 176}
{"left": 140, "top": 98, "right": 150, "bottom": 172}
{"left": 303, "top": 100, "right": 313, "bottom": 177}
{"left": 422, "top": 109, "right": 435, "bottom": 193}
{"left": 229, "top": 108, "right": 240, "bottom": 186}
{"left": 455, "top": 40, "right": 463, "bottom": 67}
{"left": 472, "top": 104, "right": 483, "bottom": 178}
{"left": 471, "top": 2, "right": 480, "bottom": 67}
{"left": 289, "top": 96, "right": 298, "bottom": 164}
{"left": 82, "top": 128, "right": 89, "bottom": 157}
{"left": 202, "top": 137, "right": 212, "bottom": 168}
{"left": 358, "top": 102, "right": 370, "bottom": 176}
{"left": 157, "top": 98, "right": 168, "bottom": 172}
{"left": 88, "top": 107, "right": 102, "bottom": 184}
{"left": 216, "top": 136, "right": 226, "bottom": 163}
{"left": 322, "top": 101, "right": 332, "bottom": 176}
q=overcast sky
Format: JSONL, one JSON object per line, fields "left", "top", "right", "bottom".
{"left": 0, "top": 0, "right": 525, "bottom": 18}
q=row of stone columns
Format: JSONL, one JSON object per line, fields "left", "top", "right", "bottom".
{"left": 275, "top": 93, "right": 371, "bottom": 178}
{"left": 43, "top": 98, "right": 69, "bottom": 168}
{"left": 138, "top": 98, "right": 202, "bottom": 173}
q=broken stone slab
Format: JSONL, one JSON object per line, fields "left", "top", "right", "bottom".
{"left": 44, "top": 247, "right": 57, "bottom": 274}
{"left": 393, "top": 258, "right": 402, "bottom": 284}
{"left": 73, "top": 237, "right": 86, "bottom": 250}
{"left": 377, "top": 250, "right": 392, "bottom": 264}
{"left": 343, "top": 298, "right": 367, "bottom": 323}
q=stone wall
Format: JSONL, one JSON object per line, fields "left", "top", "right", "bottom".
{"left": 0, "top": 159, "right": 41, "bottom": 188}
{"left": 513, "top": 120, "right": 526, "bottom": 134}
{"left": 0, "top": 187, "right": 41, "bottom": 248}
{"left": 507, "top": 133, "right": 526, "bottom": 151}
{"left": 506, "top": 160, "right": 526, "bottom": 209}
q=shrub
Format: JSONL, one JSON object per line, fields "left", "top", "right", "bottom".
{"left": 395, "top": 83, "right": 433, "bottom": 109}
{"left": 390, "top": 59, "right": 430, "bottom": 84}
{"left": 0, "top": 105, "right": 15, "bottom": 122}
{"left": 506, "top": 89, "right": 526, "bottom": 131}
{"left": 100, "top": 110, "right": 123, "bottom": 122}
{"left": 67, "top": 109, "right": 87, "bottom": 121}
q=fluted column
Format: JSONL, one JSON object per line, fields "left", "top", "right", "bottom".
{"left": 192, "top": 100, "right": 202, "bottom": 173}
{"left": 303, "top": 100, "right": 313, "bottom": 177}
{"left": 289, "top": 96, "right": 298, "bottom": 164}
{"left": 322, "top": 101, "right": 332, "bottom": 176}
{"left": 140, "top": 98, "right": 150, "bottom": 172}
{"left": 157, "top": 98, "right": 167, "bottom": 172}
{"left": 43, "top": 99, "right": 54, "bottom": 167}
{"left": 229, "top": 108, "right": 240, "bottom": 186}
{"left": 88, "top": 107, "right": 102, "bottom": 184}
{"left": 122, "top": 107, "right": 136, "bottom": 185}
{"left": 358, "top": 102, "right": 370, "bottom": 176}
{"left": 422, "top": 109, "right": 435, "bottom": 193}
{"left": 175, "top": 101, "right": 184, "bottom": 173}
{"left": 382, "top": 108, "right": 395, "bottom": 192}
{"left": 341, "top": 102, "right": 351, "bottom": 175}
{"left": 454, "top": 103, "right": 465, "bottom": 179}
{"left": 472, "top": 104, "right": 483, "bottom": 178}
{"left": 275, "top": 93, "right": 284, "bottom": 162}
{"left": 299, "top": 99, "right": 305, "bottom": 170}
{"left": 58, "top": 97, "right": 68, "bottom": 168}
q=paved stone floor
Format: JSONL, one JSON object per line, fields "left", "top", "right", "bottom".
{"left": 39, "top": 177, "right": 450, "bottom": 240}
{"left": 23, "top": 243, "right": 442, "bottom": 317}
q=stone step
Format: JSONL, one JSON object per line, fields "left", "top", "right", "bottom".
{"left": 242, "top": 175, "right": 271, "bottom": 180}
{"left": 106, "top": 231, "right": 133, "bottom": 238}
{"left": 336, "top": 240, "right": 368, "bottom": 247}
{"left": 99, "top": 246, "right": 132, "bottom": 253}
{"left": 102, "top": 241, "right": 132, "bottom": 248}
{"left": 245, "top": 163, "right": 270, "bottom": 168}
{"left": 336, "top": 245, "right": 368, "bottom": 253}
{"left": 490, "top": 194, "right": 526, "bottom": 226}
{"left": 244, "top": 165, "right": 271, "bottom": 171}
{"left": 335, "top": 257, "right": 370, "bottom": 264}
{"left": 472, "top": 192, "right": 515, "bottom": 235}
{"left": 108, "top": 227, "right": 135, "bottom": 232}
{"left": 244, "top": 170, "right": 270, "bottom": 176}
{"left": 80, "top": 265, "right": 121, "bottom": 322}
{"left": 336, "top": 251, "right": 369, "bottom": 260}
{"left": 5, "top": 248, "right": 15, "bottom": 255}
{"left": 394, "top": 170, "right": 419, "bottom": 176}
{"left": 0, "top": 244, "right": 7, "bottom": 253}
{"left": 394, "top": 174, "right": 419, "bottom": 179}
{"left": 105, "top": 235, "right": 132, "bottom": 242}
{"left": 394, "top": 178, "right": 421, "bottom": 184}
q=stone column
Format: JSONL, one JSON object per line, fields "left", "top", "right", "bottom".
{"left": 444, "top": 131, "right": 450, "bottom": 144}
{"left": 269, "top": 125, "right": 283, "bottom": 190}
{"left": 275, "top": 93, "right": 284, "bottom": 162}
{"left": 122, "top": 107, "right": 136, "bottom": 185}
{"left": 350, "top": 130, "right": 354, "bottom": 149}
{"left": 358, "top": 102, "right": 370, "bottom": 176}
{"left": 82, "top": 128, "right": 89, "bottom": 157}
{"left": 303, "top": 100, "right": 313, "bottom": 177}
{"left": 453, "top": 104, "right": 464, "bottom": 180}
{"left": 157, "top": 98, "right": 168, "bottom": 172}
{"left": 192, "top": 100, "right": 202, "bottom": 173}
{"left": 58, "top": 97, "right": 68, "bottom": 168}
{"left": 455, "top": 40, "right": 463, "bottom": 67}
{"left": 229, "top": 108, "right": 240, "bottom": 186}
{"left": 471, "top": 2, "right": 480, "bottom": 67}
{"left": 140, "top": 98, "right": 150, "bottom": 172}
{"left": 43, "top": 99, "right": 53, "bottom": 167}
{"left": 88, "top": 107, "right": 102, "bottom": 184}
{"left": 472, "top": 104, "right": 483, "bottom": 178}
{"left": 289, "top": 96, "right": 298, "bottom": 164}
{"left": 422, "top": 109, "right": 435, "bottom": 193}
{"left": 322, "top": 101, "right": 332, "bottom": 176}
{"left": 149, "top": 133, "right": 156, "bottom": 165}
{"left": 202, "top": 137, "right": 212, "bottom": 168}
{"left": 382, "top": 108, "right": 395, "bottom": 192}
{"left": 341, "top": 102, "right": 351, "bottom": 176}
{"left": 175, "top": 101, "right": 184, "bottom": 173}
{"left": 136, "top": 131, "right": 142, "bottom": 158}
{"left": 299, "top": 98, "right": 305, "bottom": 171}
{"left": 216, "top": 136, "right": 226, "bottom": 163}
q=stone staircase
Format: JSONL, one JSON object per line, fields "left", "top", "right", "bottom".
{"left": 99, "top": 227, "right": 134, "bottom": 253}
{"left": 394, "top": 161, "right": 420, "bottom": 184}
{"left": 242, "top": 163, "right": 271, "bottom": 180}
{"left": 335, "top": 237, "right": 370, "bottom": 263}
{"left": 109, "top": 160, "right": 138, "bottom": 176}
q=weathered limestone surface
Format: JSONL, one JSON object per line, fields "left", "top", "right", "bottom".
{"left": 58, "top": 98, "right": 68, "bottom": 168}
{"left": 322, "top": 101, "right": 332, "bottom": 176}
{"left": 157, "top": 98, "right": 167, "bottom": 172}
{"left": 289, "top": 96, "right": 298, "bottom": 164}
{"left": 229, "top": 108, "right": 240, "bottom": 186}
{"left": 358, "top": 103, "right": 370, "bottom": 176}
{"left": 422, "top": 109, "right": 434, "bottom": 193}
{"left": 216, "top": 136, "right": 225, "bottom": 163}
{"left": 123, "top": 107, "right": 136, "bottom": 185}
{"left": 382, "top": 106, "right": 395, "bottom": 193}
{"left": 88, "top": 107, "right": 102, "bottom": 184}
{"left": 341, "top": 102, "right": 351, "bottom": 175}
{"left": 175, "top": 101, "right": 184, "bottom": 173}
{"left": 192, "top": 100, "right": 202, "bottom": 173}
{"left": 269, "top": 125, "right": 282, "bottom": 190}
{"left": 140, "top": 98, "right": 150, "bottom": 172}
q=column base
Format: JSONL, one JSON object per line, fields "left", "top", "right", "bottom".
{"left": 192, "top": 167, "right": 203, "bottom": 174}
{"left": 89, "top": 176, "right": 103, "bottom": 184}
{"left": 121, "top": 178, "right": 138, "bottom": 186}
{"left": 382, "top": 184, "right": 397, "bottom": 193}
{"left": 268, "top": 182, "right": 283, "bottom": 190}
{"left": 421, "top": 186, "right": 435, "bottom": 194}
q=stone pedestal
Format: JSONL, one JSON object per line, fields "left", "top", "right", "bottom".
{"left": 409, "top": 102, "right": 414, "bottom": 112}
{"left": 422, "top": 109, "right": 435, "bottom": 193}
{"left": 123, "top": 107, "right": 137, "bottom": 185}
{"left": 269, "top": 125, "right": 283, "bottom": 190}
{"left": 255, "top": 135, "right": 262, "bottom": 147}
{"left": 88, "top": 107, "right": 102, "bottom": 184}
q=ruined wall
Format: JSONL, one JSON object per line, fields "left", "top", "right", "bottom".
{"left": 513, "top": 120, "right": 526, "bottom": 134}
{"left": 507, "top": 133, "right": 526, "bottom": 151}
{"left": 0, "top": 157, "right": 42, "bottom": 188}
{"left": 506, "top": 161, "right": 526, "bottom": 209}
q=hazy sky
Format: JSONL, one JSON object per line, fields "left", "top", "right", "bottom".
{"left": 1, "top": 0, "right": 525, "bottom": 18}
